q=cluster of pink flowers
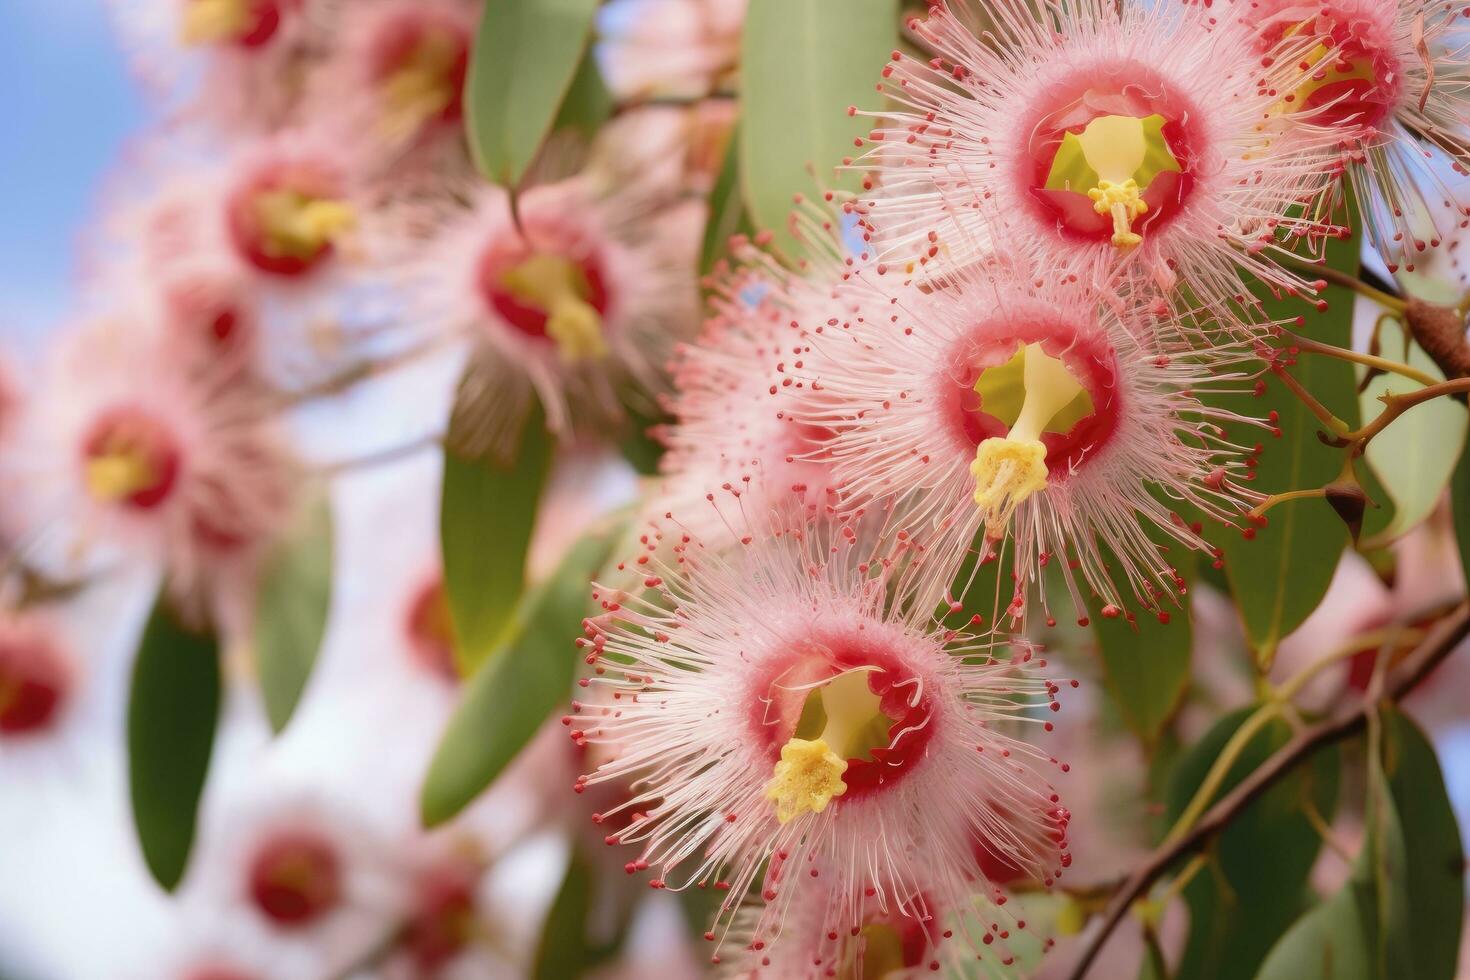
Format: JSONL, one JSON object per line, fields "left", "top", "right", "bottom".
{"left": 571, "top": 0, "right": 1470, "bottom": 975}
{"left": 5, "top": 0, "right": 1469, "bottom": 975}
{"left": 0, "top": 0, "right": 715, "bottom": 976}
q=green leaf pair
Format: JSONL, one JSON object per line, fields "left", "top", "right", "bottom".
{"left": 1164, "top": 706, "right": 1342, "bottom": 980}
{"left": 130, "top": 492, "right": 337, "bottom": 891}
{"left": 421, "top": 529, "right": 619, "bottom": 828}
{"left": 1257, "top": 709, "right": 1463, "bottom": 979}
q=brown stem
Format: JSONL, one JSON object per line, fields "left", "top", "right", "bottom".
{"left": 276, "top": 339, "right": 444, "bottom": 410}
{"left": 1063, "top": 602, "right": 1470, "bottom": 980}
{"left": 317, "top": 433, "right": 443, "bottom": 476}
{"left": 1285, "top": 329, "right": 1438, "bottom": 387}
{"left": 1275, "top": 364, "right": 1350, "bottom": 434}
{"left": 1326, "top": 376, "right": 1470, "bottom": 451}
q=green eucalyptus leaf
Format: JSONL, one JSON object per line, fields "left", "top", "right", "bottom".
{"left": 127, "top": 592, "right": 222, "bottom": 891}
{"left": 1359, "top": 342, "right": 1467, "bottom": 543}
{"left": 532, "top": 845, "right": 634, "bottom": 978}
{"left": 739, "top": 0, "right": 897, "bottom": 254}
{"left": 938, "top": 528, "right": 1009, "bottom": 631}
{"left": 1455, "top": 427, "right": 1470, "bottom": 593}
{"left": 619, "top": 403, "right": 669, "bottom": 477}
{"left": 1166, "top": 706, "right": 1340, "bottom": 980}
{"left": 1089, "top": 538, "right": 1194, "bottom": 747}
{"left": 554, "top": 47, "right": 614, "bottom": 140}
{"left": 440, "top": 402, "right": 554, "bottom": 677}
{"left": 464, "top": 0, "right": 601, "bottom": 186}
{"left": 255, "top": 492, "right": 333, "bottom": 734}
{"left": 701, "top": 124, "right": 753, "bottom": 274}
{"left": 1205, "top": 221, "right": 1360, "bottom": 668}
{"left": 421, "top": 531, "right": 618, "bottom": 827}
{"left": 534, "top": 846, "right": 596, "bottom": 979}
{"left": 1255, "top": 721, "right": 1414, "bottom": 980}
{"left": 1381, "top": 707, "right": 1464, "bottom": 979}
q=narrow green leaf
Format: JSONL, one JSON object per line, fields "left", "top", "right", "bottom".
{"left": 554, "top": 47, "right": 614, "bottom": 139}
{"left": 1382, "top": 707, "right": 1465, "bottom": 979}
{"left": 255, "top": 492, "right": 333, "bottom": 734}
{"left": 534, "top": 847, "right": 596, "bottom": 979}
{"left": 127, "top": 593, "right": 221, "bottom": 891}
{"left": 1167, "top": 707, "right": 1340, "bottom": 980}
{"left": 1090, "top": 541, "right": 1194, "bottom": 747}
{"left": 1207, "top": 226, "right": 1360, "bottom": 668}
{"left": 618, "top": 404, "right": 669, "bottom": 477}
{"left": 1455, "top": 427, "right": 1470, "bottom": 593}
{"left": 464, "top": 0, "right": 602, "bottom": 186}
{"left": 1255, "top": 726, "right": 1413, "bottom": 980}
{"left": 1360, "top": 341, "right": 1467, "bottom": 542}
{"left": 739, "top": 0, "right": 897, "bottom": 254}
{"left": 701, "top": 124, "right": 752, "bottom": 274}
{"left": 421, "top": 532, "right": 617, "bottom": 827}
{"left": 440, "top": 404, "right": 555, "bottom": 676}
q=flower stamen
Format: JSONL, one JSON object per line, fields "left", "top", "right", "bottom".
{"left": 85, "top": 450, "right": 159, "bottom": 503}
{"left": 380, "top": 29, "right": 463, "bottom": 140}
{"left": 1089, "top": 179, "right": 1147, "bottom": 249}
{"left": 253, "top": 191, "right": 356, "bottom": 263}
{"left": 1046, "top": 113, "right": 1180, "bottom": 249}
{"left": 180, "top": 0, "right": 253, "bottom": 45}
{"left": 970, "top": 342, "right": 1087, "bottom": 537}
{"left": 764, "top": 669, "right": 887, "bottom": 824}
{"left": 765, "top": 738, "right": 847, "bottom": 824}
{"left": 498, "top": 254, "right": 608, "bottom": 362}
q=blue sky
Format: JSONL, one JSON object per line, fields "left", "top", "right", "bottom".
{"left": 0, "top": 1, "right": 145, "bottom": 347}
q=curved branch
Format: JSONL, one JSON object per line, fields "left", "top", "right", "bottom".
{"left": 1063, "top": 601, "right": 1470, "bottom": 980}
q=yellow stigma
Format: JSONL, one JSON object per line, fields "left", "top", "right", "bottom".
{"left": 380, "top": 30, "right": 461, "bottom": 140}
{"left": 970, "top": 439, "right": 1049, "bottom": 538}
{"left": 970, "top": 342, "right": 1087, "bottom": 537}
{"left": 85, "top": 450, "right": 157, "bottom": 503}
{"left": 764, "top": 738, "right": 847, "bottom": 824}
{"left": 498, "top": 254, "right": 608, "bottom": 363}
{"left": 1047, "top": 113, "right": 1180, "bottom": 251}
{"left": 254, "top": 191, "right": 356, "bottom": 262}
{"left": 1089, "top": 180, "right": 1147, "bottom": 249}
{"left": 764, "top": 669, "right": 887, "bottom": 825}
{"left": 180, "top": 0, "right": 252, "bottom": 45}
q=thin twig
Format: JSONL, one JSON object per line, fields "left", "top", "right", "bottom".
{"left": 1284, "top": 329, "right": 1438, "bottom": 387}
{"left": 316, "top": 433, "right": 443, "bottom": 476}
{"left": 276, "top": 339, "right": 446, "bottom": 410}
{"left": 1063, "top": 602, "right": 1470, "bottom": 980}
{"left": 1248, "top": 487, "right": 1328, "bottom": 520}
{"left": 1302, "top": 795, "right": 1353, "bottom": 862}
{"left": 1325, "top": 376, "right": 1470, "bottom": 451}
{"left": 1273, "top": 363, "right": 1350, "bottom": 435}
